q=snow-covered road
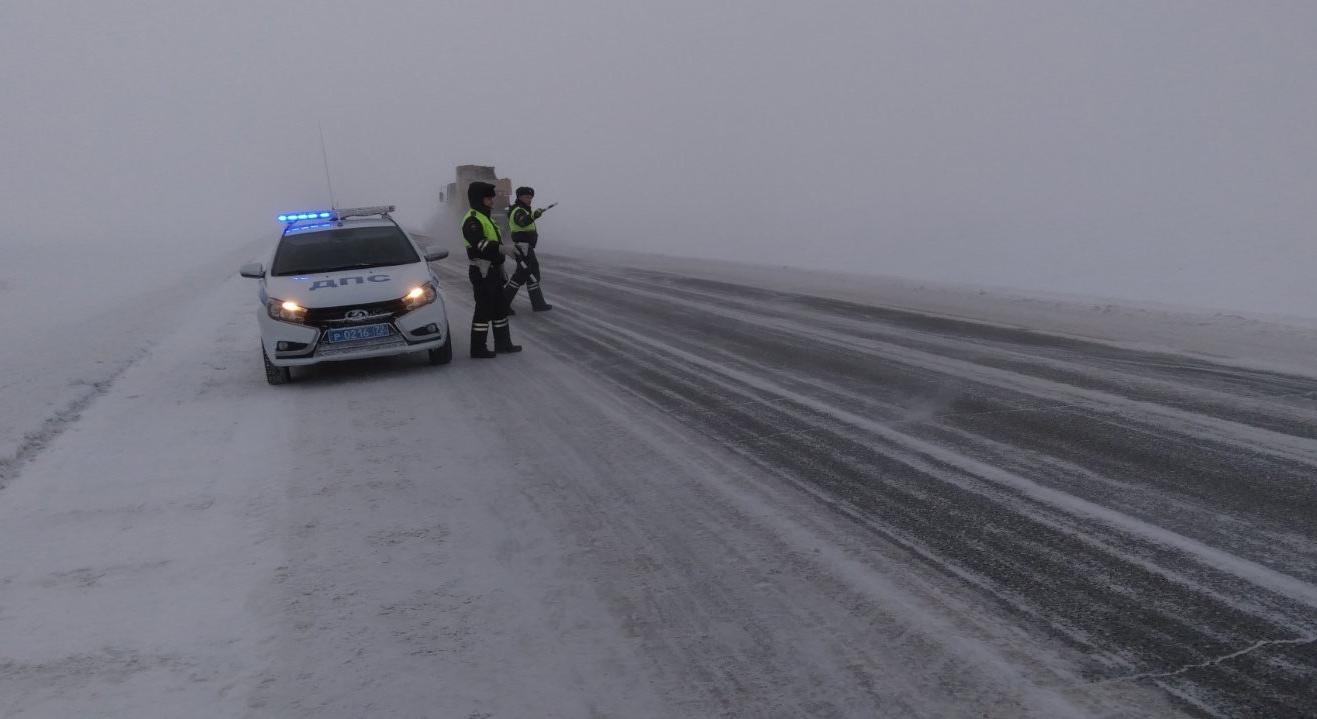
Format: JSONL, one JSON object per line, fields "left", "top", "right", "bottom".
{"left": 2, "top": 251, "right": 1315, "bottom": 717}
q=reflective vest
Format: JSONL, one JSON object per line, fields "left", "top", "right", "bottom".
{"left": 462, "top": 209, "right": 500, "bottom": 251}
{"left": 507, "top": 205, "right": 537, "bottom": 234}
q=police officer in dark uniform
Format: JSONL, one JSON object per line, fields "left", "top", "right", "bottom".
{"left": 462, "top": 181, "right": 521, "bottom": 358}
{"left": 503, "top": 186, "right": 553, "bottom": 312}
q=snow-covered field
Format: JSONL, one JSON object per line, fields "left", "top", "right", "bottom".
{"left": 1, "top": 246, "right": 1314, "bottom": 717}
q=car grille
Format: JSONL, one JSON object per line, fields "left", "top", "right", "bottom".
{"left": 303, "top": 298, "right": 408, "bottom": 328}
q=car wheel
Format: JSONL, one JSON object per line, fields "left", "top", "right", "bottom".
{"left": 428, "top": 330, "right": 453, "bottom": 365}
{"left": 263, "top": 345, "right": 292, "bottom": 385}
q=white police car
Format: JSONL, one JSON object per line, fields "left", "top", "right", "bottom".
{"left": 239, "top": 206, "right": 451, "bottom": 385}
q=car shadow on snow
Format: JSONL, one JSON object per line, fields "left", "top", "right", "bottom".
{"left": 276, "top": 353, "right": 453, "bottom": 388}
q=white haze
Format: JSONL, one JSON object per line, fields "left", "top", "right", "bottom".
{"left": 3, "top": 0, "right": 1315, "bottom": 317}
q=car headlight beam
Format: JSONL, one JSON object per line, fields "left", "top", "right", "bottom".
{"left": 402, "top": 282, "right": 437, "bottom": 311}
{"left": 267, "top": 298, "right": 307, "bottom": 323}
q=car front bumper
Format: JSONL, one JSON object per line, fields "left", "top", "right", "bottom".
{"left": 259, "top": 297, "right": 449, "bottom": 367}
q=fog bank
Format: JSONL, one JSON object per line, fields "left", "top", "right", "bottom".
{"left": 3, "top": 1, "right": 1314, "bottom": 317}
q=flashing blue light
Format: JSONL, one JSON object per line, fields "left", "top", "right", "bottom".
{"left": 277, "top": 209, "right": 334, "bottom": 223}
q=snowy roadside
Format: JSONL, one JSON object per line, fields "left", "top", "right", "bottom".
{"left": 550, "top": 244, "right": 1317, "bottom": 379}
{"left": 0, "top": 269, "right": 1183, "bottom": 718}
{"left": 0, "top": 277, "right": 296, "bottom": 717}
{"left": 0, "top": 240, "right": 266, "bottom": 486}
{"left": 0, "top": 273, "right": 684, "bottom": 718}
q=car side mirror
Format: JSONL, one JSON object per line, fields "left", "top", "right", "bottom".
{"left": 239, "top": 262, "right": 265, "bottom": 278}
{"left": 424, "top": 249, "right": 449, "bottom": 262}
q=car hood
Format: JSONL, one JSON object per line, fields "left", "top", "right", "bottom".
{"left": 264, "top": 263, "right": 432, "bottom": 308}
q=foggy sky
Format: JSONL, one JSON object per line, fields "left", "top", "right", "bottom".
{"left": 3, "top": 1, "right": 1315, "bottom": 316}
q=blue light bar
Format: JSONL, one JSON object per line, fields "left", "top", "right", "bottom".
{"left": 277, "top": 210, "right": 334, "bottom": 222}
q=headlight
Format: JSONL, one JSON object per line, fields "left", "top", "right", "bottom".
{"left": 402, "top": 282, "right": 437, "bottom": 311}
{"left": 267, "top": 298, "right": 307, "bottom": 323}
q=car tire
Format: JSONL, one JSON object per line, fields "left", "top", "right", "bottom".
{"left": 263, "top": 345, "right": 292, "bottom": 385}
{"left": 428, "top": 330, "right": 453, "bottom": 365}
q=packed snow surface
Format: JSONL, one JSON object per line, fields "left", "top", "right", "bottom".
{"left": 1, "top": 246, "right": 1314, "bottom": 717}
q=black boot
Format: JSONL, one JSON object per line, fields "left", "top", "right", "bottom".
{"left": 492, "top": 320, "right": 522, "bottom": 353}
{"left": 470, "top": 325, "right": 495, "bottom": 358}
{"left": 502, "top": 283, "right": 519, "bottom": 314}
{"left": 529, "top": 284, "right": 553, "bottom": 312}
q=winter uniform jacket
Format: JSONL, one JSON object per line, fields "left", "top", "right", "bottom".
{"left": 463, "top": 182, "right": 504, "bottom": 265}
{"left": 507, "top": 201, "right": 541, "bottom": 248}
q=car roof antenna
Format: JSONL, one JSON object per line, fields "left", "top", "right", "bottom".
{"left": 318, "top": 120, "right": 339, "bottom": 212}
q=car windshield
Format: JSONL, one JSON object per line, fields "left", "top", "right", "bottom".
{"left": 270, "top": 226, "right": 419, "bottom": 276}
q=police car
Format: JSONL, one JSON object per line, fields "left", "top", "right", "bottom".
{"left": 239, "top": 206, "right": 452, "bottom": 385}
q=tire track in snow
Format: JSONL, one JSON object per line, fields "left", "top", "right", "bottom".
{"left": 434, "top": 266, "right": 1116, "bottom": 716}
{"left": 555, "top": 268, "right": 1317, "bottom": 572}
{"left": 0, "top": 371, "right": 133, "bottom": 490}
{"left": 566, "top": 269, "right": 1317, "bottom": 465}
{"left": 484, "top": 260, "right": 1317, "bottom": 717}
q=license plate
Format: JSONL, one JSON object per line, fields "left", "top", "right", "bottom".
{"left": 326, "top": 323, "right": 391, "bottom": 343}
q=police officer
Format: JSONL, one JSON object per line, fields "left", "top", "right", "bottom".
{"left": 462, "top": 181, "right": 521, "bottom": 358}
{"left": 503, "top": 186, "right": 553, "bottom": 312}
